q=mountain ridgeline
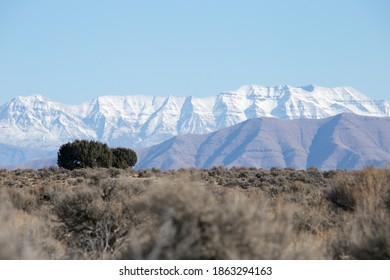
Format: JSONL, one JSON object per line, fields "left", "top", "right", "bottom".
{"left": 1, "top": 85, "right": 390, "bottom": 169}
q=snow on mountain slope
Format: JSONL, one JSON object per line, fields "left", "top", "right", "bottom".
{"left": 0, "top": 95, "right": 94, "bottom": 149}
{"left": 136, "top": 113, "right": 390, "bottom": 170}
{"left": 0, "top": 85, "right": 389, "bottom": 167}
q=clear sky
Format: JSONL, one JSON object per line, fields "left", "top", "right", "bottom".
{"left": 0, "top": 0, "right": 389, "bottom": 105}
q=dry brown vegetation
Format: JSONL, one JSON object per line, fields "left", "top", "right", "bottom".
{"left": 0, "top": 166, "right": 389, "bottom": 259}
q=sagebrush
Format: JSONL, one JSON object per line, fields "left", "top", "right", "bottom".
{"left": 0, "top": 166, "right": 389, "bottom": 259}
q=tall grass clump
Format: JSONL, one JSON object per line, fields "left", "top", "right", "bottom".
{"left": 328, "top": 168, "right": 390, "bottom": 259}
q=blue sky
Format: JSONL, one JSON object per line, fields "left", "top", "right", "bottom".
{"left": 0, "top": 0, "right": 389, "bottom": 105}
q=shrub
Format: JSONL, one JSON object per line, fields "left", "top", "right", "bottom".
{"left": 52, "top": 182, "right": 137, "bottom": 259}
{"left": 327, "top": 168, "right": 390, "bottom": 259}
{"left": 115, "top": 178, "right": 322, "bottom": 260}
{"left": 111, "top": 147, "right": 137, "bottom": 169}
{"left": 57, "top": 140, "right": 113, "bottom": 170}
{"left": 0, "top": 190, "right": 64, "bottom": 259}
{"left": 329, "top": 210, "right": 390, "bottom": 259}
{"left": 327, "top": 185, "right": 356, "bottom": 211}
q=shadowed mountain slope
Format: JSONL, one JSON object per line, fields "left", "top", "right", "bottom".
{"left": 136, "top": 113, "right": 390, "bottom": 170}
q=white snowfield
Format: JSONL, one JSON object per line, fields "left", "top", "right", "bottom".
{"left": 0, "top": 84, "right": 389, "bottom": 168}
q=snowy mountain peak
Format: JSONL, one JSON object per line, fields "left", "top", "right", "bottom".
{"left": 10, "top": 94, "right": 51, "bottom": 108}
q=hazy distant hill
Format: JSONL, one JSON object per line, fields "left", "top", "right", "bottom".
{"left": 0, "top": 143, "right": 56, "bottom": 168}
{"left": 136, "top": 113, "right": 390, "bottom": 170}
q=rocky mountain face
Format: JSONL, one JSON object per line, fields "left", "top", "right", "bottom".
{"left": 1, "top": 85, "right": 389, "bottom": 168}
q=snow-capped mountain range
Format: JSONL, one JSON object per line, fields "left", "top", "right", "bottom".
{"left": 1, "top": 84, "right": 389, "bottom": 168}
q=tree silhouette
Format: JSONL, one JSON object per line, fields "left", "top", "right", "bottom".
{"left": 111, "top": 147, "right": 137, "bottom": 169}
{"left": 57, "top": 140, "right": 113, "bottom": 170}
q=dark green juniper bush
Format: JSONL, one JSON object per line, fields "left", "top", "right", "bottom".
{"left": 57, "top": 140, "right": 137, "bottom": 170}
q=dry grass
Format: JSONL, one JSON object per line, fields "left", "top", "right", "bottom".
{"left": 0, "top": 166, "right": 389, "bottom": 259}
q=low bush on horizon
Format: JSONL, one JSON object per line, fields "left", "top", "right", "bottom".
{"left": 0, "top": 166, "right": 389, "bottom": 260}
{"left": 57, "top": 140, "right": 137, "bottom": 170}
